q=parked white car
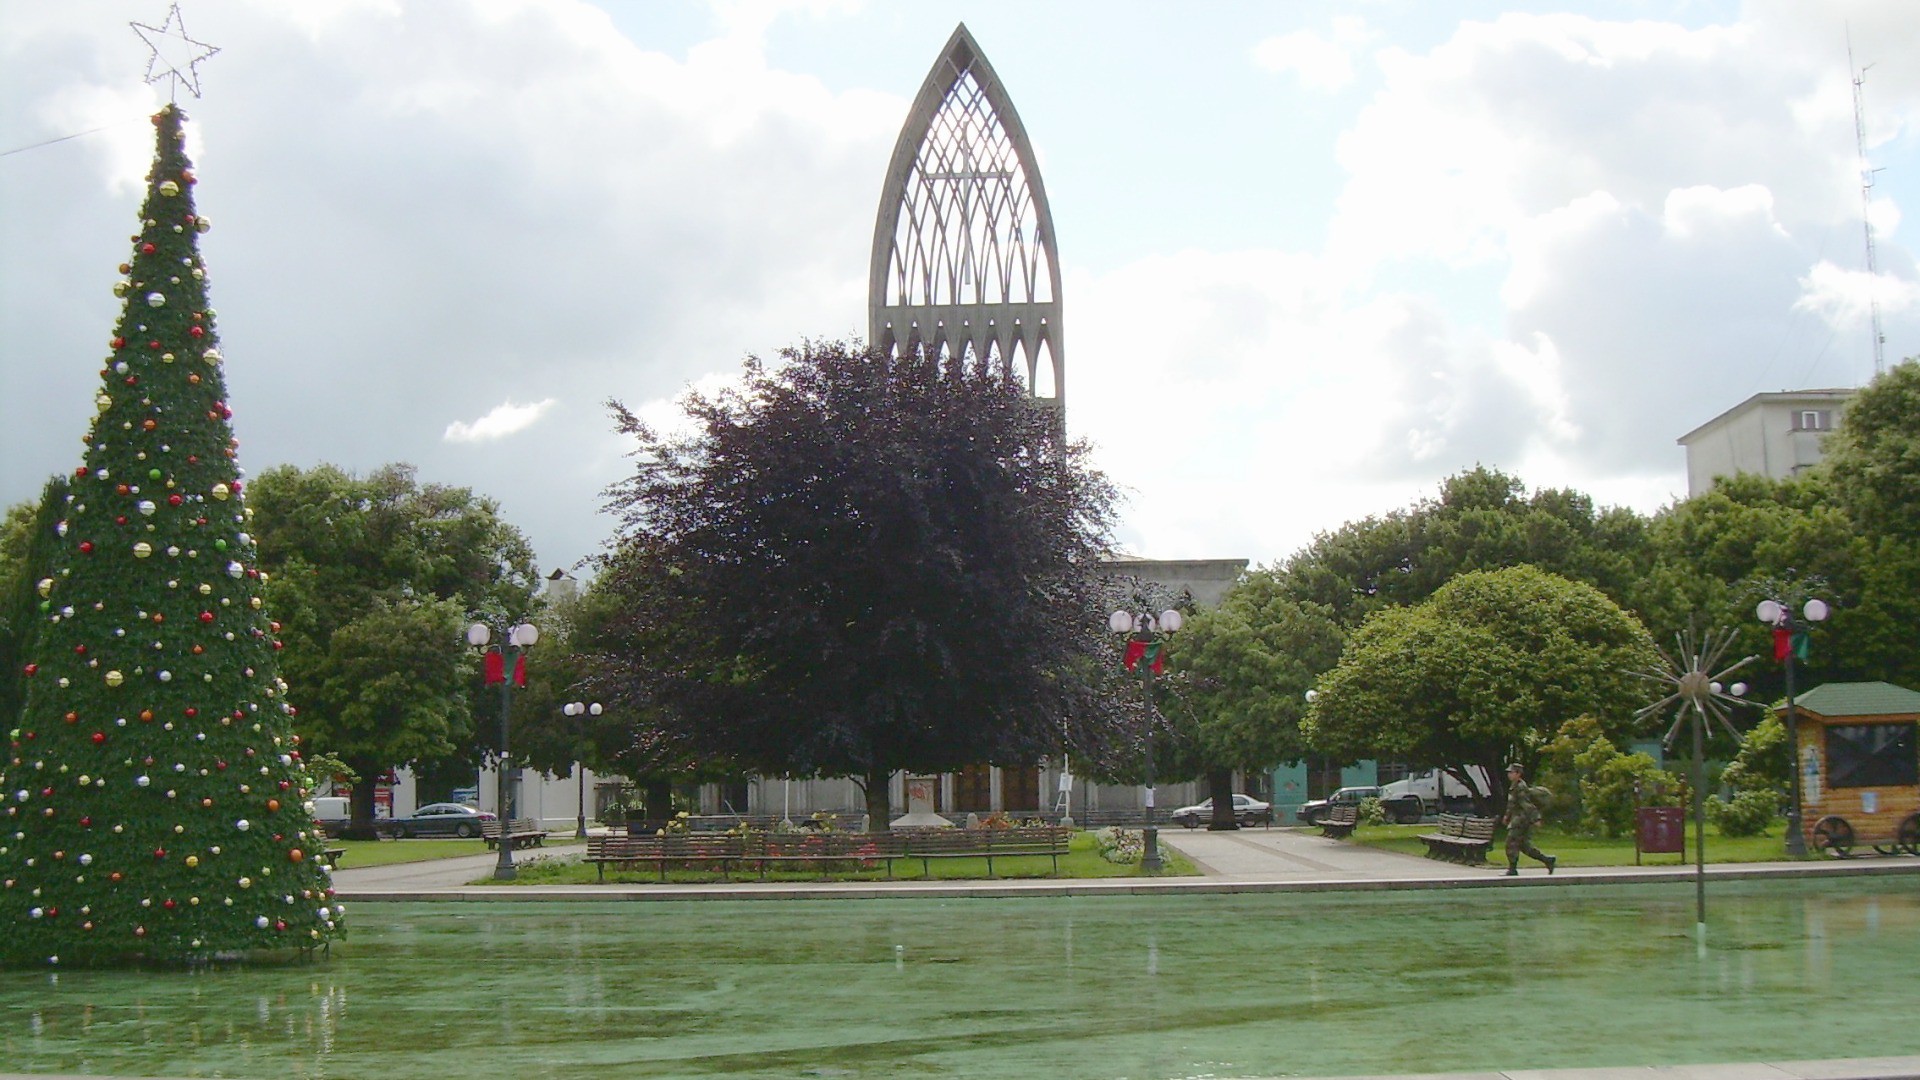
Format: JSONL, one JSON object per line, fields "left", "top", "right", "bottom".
{"left": 1170, "top": 794, "right": 1272, "bottom": 828}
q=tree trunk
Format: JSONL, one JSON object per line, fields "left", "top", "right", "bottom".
{"left": 1206, "top": 766, "right": 1240, "bottom": 830}
{"left": 863, "top": 766, "right": 892, "bottom": 832}
{"left": 642, "top": 779, "right": 673, "bottom": 826}
{"left": 341, "top": 758, "right": 384, "bottom": 841}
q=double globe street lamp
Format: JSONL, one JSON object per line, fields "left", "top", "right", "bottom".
{"left": 466, "top": 620, "right": 539, "bottom": 880}
{"left": 1755, "top": 596, "right": 1829, "bottom": 857}
{"left": 1108, "top": 607, "right": 1183, "bottom": 873}
{"left": 562, "top": 701, "right": 602, "bottom": 839}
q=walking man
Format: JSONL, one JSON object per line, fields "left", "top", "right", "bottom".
{"left": 1503, "top": 762, "right": 1556, "bottom": 876}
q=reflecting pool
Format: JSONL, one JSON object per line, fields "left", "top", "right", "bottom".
{"left": 3, "top": 878, "right": 1918, "bottom": 1079}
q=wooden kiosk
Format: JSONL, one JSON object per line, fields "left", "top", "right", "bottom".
{"left": 1786, "top": 681, "right": 1920, "bottom": 856}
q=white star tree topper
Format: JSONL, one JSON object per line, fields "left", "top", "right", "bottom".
{"left": 131, "top": 3, "right": 220, "bottom": 101}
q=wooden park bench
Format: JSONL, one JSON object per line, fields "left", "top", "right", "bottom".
{"left": 311, "top": 823, "right": 346, "bottom": 870}
{"left": 585, "top": 834, "right": 747, "bottom": 881}
{"left": 742, "top": 832, "right": 906, "bottom": 878}
{"left": 481, "top": 817, "right": 549, "bottom": 851}
{"left": 1418, "top": 813, "right": 1497, "bottom": 864}
{"left": 1317, "top": 804, "right": 1360, "bottom": 840}
{"left": 894, "top": 825, "right": 1071, "bottom": 878}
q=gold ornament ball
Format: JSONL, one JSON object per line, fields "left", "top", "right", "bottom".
{"left": 158, "top": 180, "right": 181, "bottom": 197}
{"left": 104, "top": 670, "right": 124, "bottom": 688}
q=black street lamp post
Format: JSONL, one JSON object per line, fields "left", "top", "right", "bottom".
{"left": 563, "top": 701, "right": 602, "bottom": 840}
{"left": 467, "top": 620, "right": 539, "bottom": 881}
{"left": 1755, "top": 596, "right": 1829, "bottom": 858}
{"left": 1108, "top": 607, "right": 1183, "bottom": 873}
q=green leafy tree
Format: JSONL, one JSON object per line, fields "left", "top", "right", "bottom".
{"left": 1640, "top": 473, "right": 1920, "bottom": 693}
{"left": 1278, "top": 467, "right": 1651, "bottom": 628}
{"left": 1824, "top": 358, "right": 1920, "bottom": 539}
{"left": 542, "top": 578, "right": 740, "bottom": 824}
{"left": 245, "top": 462, "right": 538, "bottom": 837}
{"left": 0, "top": 106, "right": 340, "bottom": 966}
{"left": 1302, "top": 566, "right": 1659, "bottom": 811}
{"left": 1176, "top": 569, "right": 1345, "bottom": 826}
{"left": 596, "top": 340, "right": 1121, "bottom": 828}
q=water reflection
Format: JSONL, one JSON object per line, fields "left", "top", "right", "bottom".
{"left": 1, "top": 880, "right": 1917, "bottom": 1079}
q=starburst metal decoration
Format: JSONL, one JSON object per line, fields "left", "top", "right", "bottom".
{"left": 1631, "top": 627, "right": 1756, "bottom": 749}
{"left": 1629, "top": 626, "right": 1758, "bottom": 937}
{"left": 132, "top": 3, "right": 220, "bottom": 101}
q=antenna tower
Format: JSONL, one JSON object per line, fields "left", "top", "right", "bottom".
{"left": 1850, "top": 41, "right": 1886, "bottom": 376}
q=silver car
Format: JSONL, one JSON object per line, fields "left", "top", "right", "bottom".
{"left": 1170, "top": 794, "right": 1273, "bottom": 828}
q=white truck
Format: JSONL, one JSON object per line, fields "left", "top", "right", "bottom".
{"left": 1377, "top": 766, "right": 1492, "bottom": 823}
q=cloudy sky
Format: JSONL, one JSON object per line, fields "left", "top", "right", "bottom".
{"left": 3, "top": 1, "right": 1917, "bottom": 577}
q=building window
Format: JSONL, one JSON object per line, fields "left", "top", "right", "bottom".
{"left": 1826, "top": 723, "right": 1918, "bottom": 788}
{"left": 1796, "top": 410, "right": 1829, "bottom": 431}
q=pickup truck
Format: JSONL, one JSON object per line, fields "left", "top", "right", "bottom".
{"left": 1377, "top": 767, "right": 1491, "bottom": 823}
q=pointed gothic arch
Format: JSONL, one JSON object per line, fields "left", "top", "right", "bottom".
{"left": 869, "top": 24, "right": 1065, "bottom": 419}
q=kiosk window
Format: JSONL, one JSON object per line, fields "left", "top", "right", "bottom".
{"left": 1826, "top": 723, "right": 1918, "bottom": 788}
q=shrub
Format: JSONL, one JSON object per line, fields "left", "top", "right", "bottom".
{"left": 1094, "top": 827, "right": 1142, "bottom": 865}
{"left": 1722, "top": 713, "right": 1788, "bottom": 793}
{"left": 1358, "top": 797, "right": 1388, "bottom": 826}
{"left": 1583, "top": 752, "right": 1687, "bottom": 837}
{"left": 1706, "top": 788, "right": 1783, "bottom": 837}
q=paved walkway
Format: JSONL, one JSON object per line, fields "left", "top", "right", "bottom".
{"left": 325, "top": 824, "right": 1920, "bottom": 901}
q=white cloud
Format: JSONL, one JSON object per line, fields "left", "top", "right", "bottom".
{"left": 4, "top": 1, "right": 1919, "bottom": 576}
{"left": 1252, "top": 20, "right": 1367, "bottom": 93}
{"left": 444, "top": 399, "right": 558, "bottom": 443}
{"left": 1796, "top": 261, "right": 1920, "bottom": 329}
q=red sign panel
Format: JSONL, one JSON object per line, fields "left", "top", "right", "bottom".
{"left": 1636, "top": 807, "right": 1685, "bottom": 854}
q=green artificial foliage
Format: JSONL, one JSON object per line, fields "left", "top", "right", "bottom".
{"left": 0, "top": 106, "right": 341, "bottom": 967}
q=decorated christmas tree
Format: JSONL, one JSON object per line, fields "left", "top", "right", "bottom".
{"left": 0, "top": 104, "right": 342, "bottom": 966}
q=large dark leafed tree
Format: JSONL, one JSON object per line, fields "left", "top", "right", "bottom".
{"left": 597, "top": 341, "right": 1120, "bottom": 827}
{"left": 0, "top": 106, "right": 341, "bottom": 966}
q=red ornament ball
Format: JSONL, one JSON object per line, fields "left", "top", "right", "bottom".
{"left": 141, "top": 243, "right": 156, "bottom": 254}
{"left": 91, "top": 733, "right": 105, "bottom": 745}
{"left": 78, "top": 541, "right": 93, "bottom": 554}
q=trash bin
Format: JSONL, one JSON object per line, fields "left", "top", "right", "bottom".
{"left": 1635, "top": 806, "right": 1684, "bottom": 858}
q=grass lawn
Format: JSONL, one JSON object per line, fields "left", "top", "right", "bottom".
{"left": 331, "top": 836, "right": 585, "bottom": 868}
{"left": 488, "top": 830, "right": 1198, "bottom": 885}
{"left": 1351, "top": 821, "right": 1810, "bottom": 865}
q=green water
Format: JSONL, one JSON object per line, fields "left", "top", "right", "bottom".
{"left": 3, "top": 879, "right": 1918, "bottom": 1079}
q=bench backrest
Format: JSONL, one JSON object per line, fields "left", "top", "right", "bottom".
{"left": 1325, "top": 804, "right": 1358, "bottom": 825}
{"left": 587, "top": 826, "right": 1071, "bottom": 861}
{"left": 480, "top": 818, "right": 540, "bottom": 837}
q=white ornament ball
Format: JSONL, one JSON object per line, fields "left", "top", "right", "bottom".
{"left": 145, "top": 292, "right": 166, "bottom": 308}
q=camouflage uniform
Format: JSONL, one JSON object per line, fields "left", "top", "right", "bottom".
{"left": 1503, "top": 779, "right": 1556, "bottom": 873}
